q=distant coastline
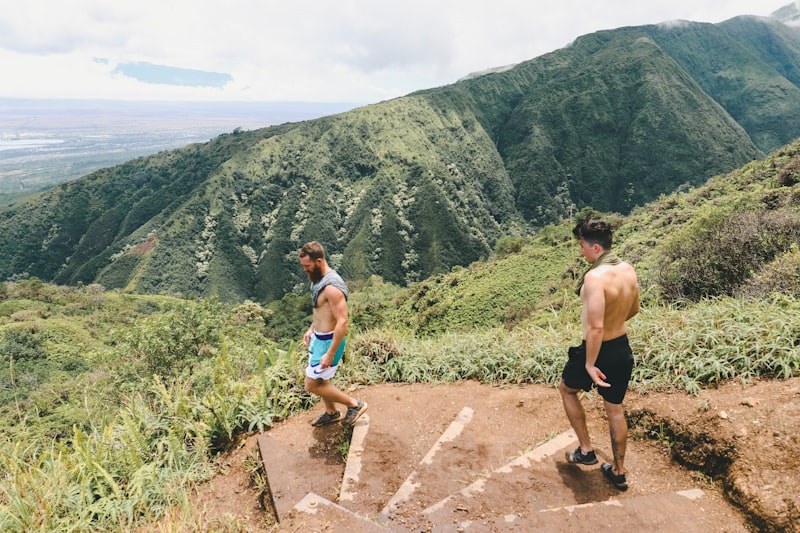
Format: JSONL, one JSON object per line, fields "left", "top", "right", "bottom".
{"left": 0, "top": 98, "right": 362, "bottom": 197}
{"left": 0, "top": 98, "right": 361, "bottom": 130}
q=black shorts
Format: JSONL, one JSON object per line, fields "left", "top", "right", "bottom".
{"left": 561, "top": 334, "right": 634, "bottom": 405}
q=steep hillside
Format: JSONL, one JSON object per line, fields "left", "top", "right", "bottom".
{"left": 1, "top": 15, "right": 799, "bottom": 303}
{"left": 644, "top": 18, "right": 800, "bottom": 153}
{"left": 382, "top": 136, "right": 800, "bottom": 337}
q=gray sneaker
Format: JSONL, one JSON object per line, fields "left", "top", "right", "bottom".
{"left": 565, "top": 447, "right": 598, "bottom": 465}
{"left": 342, "top": 400, "right": 368, "bottom": 427}
{"left": 601, "top": 462, "right": 628, "bottom": 490}
{"left": 311, "top": 410, "right": 342, "bottom": 427}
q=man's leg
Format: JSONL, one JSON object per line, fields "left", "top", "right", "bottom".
{"left": 305, "top": 377, "right": 358, "bottom": 410}
{"left": 559, "top": 380, "right": 593, "bottom": 453}
{"left": 603, "top": 400, "right": 627, "bottom": 475}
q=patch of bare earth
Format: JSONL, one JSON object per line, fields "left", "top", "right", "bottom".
{"left": 151, "top": 378, "right": 799, "bottom": 532}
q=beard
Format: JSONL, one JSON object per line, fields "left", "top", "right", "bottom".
{"left": 307, "top": 264, "right": 324, "bottom": 283}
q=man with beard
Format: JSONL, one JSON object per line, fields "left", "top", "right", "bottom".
{"left": 298, "top": 241, "right": 368, "bottom": 427}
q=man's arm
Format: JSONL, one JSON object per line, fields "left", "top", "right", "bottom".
{"left": 319, "top": 285, "right": 349, "bottom": 369}
{"left": 581, "top": 272, "right": 610, "bottom": 388}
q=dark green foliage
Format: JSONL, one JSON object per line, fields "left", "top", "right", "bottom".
{"left": 644, "top": 19, "right": 800, "bottom": 154}
{"left": 738, "top": 247, "right": 800, "bottom": 298}
{"left": 256, "top": 234, "right": 301, "bottom": 303}
{"left": 263, "top": 292, "right": 312, "bottom": 343}
{"left": 495, "top": 27, "right": 761, "bottom": 221}
{"left": 121, "top": 299, "right": 223, "bottom": 376}
{"left": 95, "top": 253, "right": 141, "bottom": 290}
{"left": 204, "top": 215, "right": 255, "bottom": 301}
{"left": 2, "top": 327, "right": 46, "bottom": 362}
{"left": 347, "top": 276, "right": 402, "bottom": 332}
{"left": 493, "top": 236, "right": 527, "bottom": 257}
{"left": 718, "top": 17, "right": 800, "bottom": 88}
{"left": 659, "top": 209, "right": 800, "bottom": 300}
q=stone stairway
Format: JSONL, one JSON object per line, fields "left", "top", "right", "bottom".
{"left": 258, "top": 396, "right": 750, "bottom": 532}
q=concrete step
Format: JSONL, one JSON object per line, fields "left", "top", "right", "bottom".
{"left": 418, "top": 429, "right": 579, "bottom": 528}
{"left": 428, "top": 488, "right": 750, "bottom": 532}
{"left": 379, "top": 406, "right": 475, "bottom": 524}
{"left": 257, "top": 418, "right": 349, "bottom": 521}
{"left": 342, "top": 389, "right": 568, "bottom": 521}
{"left": 273, "top": 492, "right": 388, "bottom": 532}
{"left": 258, "top": 392, "right": 749, "bottom": 531}
{"left": 339, "top": 414, "right": 371, "bottom": 504}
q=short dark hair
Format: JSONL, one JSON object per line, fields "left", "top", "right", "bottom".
{"left": 299, "top": 241, "right": 325, "bottom": 260}
{"left": 572, "top": 218, "right": 613, "bottom": 250}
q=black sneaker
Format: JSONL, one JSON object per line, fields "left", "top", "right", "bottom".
{"left": 311, "top": 410, "right": 341, "bottom": 427}
{"left": 565, "top": 447, "right": 598, "bottom": 465}
{"left": 601, "top": 463, "right": 628, "bottom": 490}
{"left": 342, "top": 400, "right": 368, "bottom": 427}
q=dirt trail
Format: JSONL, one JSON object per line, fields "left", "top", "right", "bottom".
{"left": 185, "top": 378, "right": 800, "bottom": 532}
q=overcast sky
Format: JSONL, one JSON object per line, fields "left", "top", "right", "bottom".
{"left": 0, "top": 0, "right": 793, "bottom": 106}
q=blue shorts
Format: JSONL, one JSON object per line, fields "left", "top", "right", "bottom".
{"left": 305, "top": 331, "right": 347, "bottom": 380}
{"left": 561, "top": 334, "right": 634, "bottom": 405}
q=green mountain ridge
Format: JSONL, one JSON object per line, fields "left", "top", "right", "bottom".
{"left": 1, "top": 14, "right": 800, "bottom": 304}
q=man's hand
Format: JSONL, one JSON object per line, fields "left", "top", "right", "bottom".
{"left": 303, "top": 328, "right": 313, "bottom": 346}
{"left": 320, "top": 352, "right": 334, "bottom": 369}
{"left": 586, "top": 365, "right": 610, "bottom": 388}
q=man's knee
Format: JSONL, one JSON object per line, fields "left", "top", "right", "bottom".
{"left": 558, "top": 379, "right": 578, "bottom": 397}
{"left": 603, "top": 399, "right": 626, "bottom": 419}
{"left": 304, "top": 377, "right": 320, "bottom": 394}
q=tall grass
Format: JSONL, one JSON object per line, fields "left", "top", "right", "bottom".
{"left": 0, "top": 343, "right": 310, "bottom": 532}
{"left": 630, "top": 295, "right": 800, "bottom": 393}
{"left": 343, "top": 295, "right": 800, "bottom": 395}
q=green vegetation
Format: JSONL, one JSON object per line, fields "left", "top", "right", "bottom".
{"left": 3, "top": 15, "right": 800, "bottom": 303}
{"left": 0, "top": 282, "right": 313, "bottom": 531}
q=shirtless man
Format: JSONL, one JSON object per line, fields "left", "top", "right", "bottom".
{"left": 298, "top": 241, "right": 367, "bottom": 427}
{"left": 559, "top": 219, "right": 640, "bottom": 490}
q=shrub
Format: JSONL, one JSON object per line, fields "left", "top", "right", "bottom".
{"left": 737, "top": 245, "right": 800, "bottom": 298}
{"left": 659, "top": 209, "right": 800, "bottom": 300}
{"left": 494, "top": 235, "right": 526, "bottom": 257}
{"left": 2, "top": 327, "right": 45, "bottom": 361}
{"left": 263, "top": 293, "right": 311, "bottom": 342}
{"left": 122, "top": 299, "right": 222, "bottom": 376}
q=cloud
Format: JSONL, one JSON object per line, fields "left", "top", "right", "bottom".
{"left": 0, "top": 0, "right": 791, "bottom": 103}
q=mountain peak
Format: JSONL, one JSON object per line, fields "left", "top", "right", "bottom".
{"left": 771, "top": 2, "right": 800, "bottom": 26}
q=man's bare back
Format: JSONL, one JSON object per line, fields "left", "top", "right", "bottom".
{"left": 580, "top": 262, "right": 639, "bottom": 341}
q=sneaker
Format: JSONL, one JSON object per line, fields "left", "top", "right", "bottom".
{"left": 601, "top": 463, "right": 628, "bottom": 490}
{"left": 342, "top": 400, "right": 368, "bottom": 427}
{"left": 565, "top": 447, "right": 598, "bottom": 465}
{"left": 311, "top": 410, "right": 341, "bottom": 427}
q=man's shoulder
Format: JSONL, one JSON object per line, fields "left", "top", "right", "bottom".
{"left": 585, "top": 261, "right": 637, "bottom": 286}
{"left": 594, "top": 260, "right": 635, "bottom": 273}
{"left": 320, "top": 283, "right": 347, "bottom": 300}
